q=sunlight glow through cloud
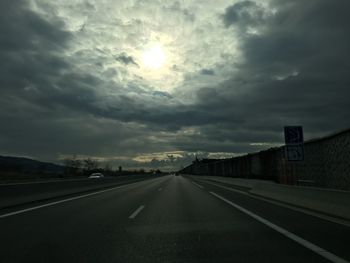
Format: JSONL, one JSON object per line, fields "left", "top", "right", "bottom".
{"left": 141, "top": 45, "right": 166, "bottom": 69}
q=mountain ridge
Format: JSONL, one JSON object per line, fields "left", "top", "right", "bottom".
{"left": 0, "top": 155, "right": 65, "bottom": 175}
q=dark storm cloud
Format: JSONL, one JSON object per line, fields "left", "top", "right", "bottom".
{"left": 200, "top": 69, "right": 215, "bottom": 75}
{"left": 0, "top": 108, "right": 156, "bottom": 161}
{"left": 222, "top": 1, "right": 268, "bottom": 29}
{"left": 0, "top": 0, "right": 67, "bottom": 106}
{"left": 115, "top": 53, "right": 139, "bottom": 67}
{"left": 0, "top": 0, "right": 71, "bottom": 93}
{"left": 0, "top": 0, "right": 99, "bottom": 160}
{"left": 152, "top": 91, "right": 173, "bottom": 99}
{"left": 0, "top": 1, "right": 71, "bottom": 52}
{"left": 190, "top": 0, "right": 350, "bottom": 150}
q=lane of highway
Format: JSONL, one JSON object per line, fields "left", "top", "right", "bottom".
{"left": 190, "top": 176, "right": 350, "bottom": 262}
{"left": 0, "top": 176, "right": 171, "bottom": 262}
{"left": 0, "top": 175, "right": 349, "bottom": 262}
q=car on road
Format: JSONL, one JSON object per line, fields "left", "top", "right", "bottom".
{"left": 88, "top": 172, "right": 104, "bottom": 178}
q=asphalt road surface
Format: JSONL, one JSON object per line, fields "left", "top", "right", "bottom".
{"left": 0, "top": 175, "right": 349, "bottom": 263}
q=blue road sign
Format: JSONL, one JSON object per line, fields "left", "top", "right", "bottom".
{"left": 285, "top": 145, "right": 304, "bottom": 161}
{"left": 284, "top": 126, "right": 304, "bottom": 161}
{"left": 284, "top": 126, "right": 304, "bottom": 144}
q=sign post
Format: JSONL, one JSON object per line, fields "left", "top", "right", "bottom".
{"left": 284, "top": 126, "right": 304, "bottom": 161}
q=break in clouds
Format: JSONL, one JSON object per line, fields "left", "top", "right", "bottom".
{"left": 0, "top": 0, "right": 349, "bottom": 170}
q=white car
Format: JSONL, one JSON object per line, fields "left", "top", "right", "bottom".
{"left": 88, "top": 172, "right": 104, "bottom": 178}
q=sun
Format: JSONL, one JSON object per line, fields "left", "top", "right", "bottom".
{"left": 141, "top": 45, "right": 166, "bottom": 69}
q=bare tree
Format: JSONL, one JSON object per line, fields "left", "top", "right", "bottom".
{"left": 63, "top": 155, "right": 82, "bottom": 176}
{"left": 84, "top": 158, "right": 99, "bottom": 172}
{"left": 103, "top": 162, "right": 113, "bottom": 176}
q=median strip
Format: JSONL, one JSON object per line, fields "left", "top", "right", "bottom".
{"left": 210, "top": 191, "right": 349, "bottom": 263}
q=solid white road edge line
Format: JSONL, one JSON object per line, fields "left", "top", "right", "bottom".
{"left": 203, "top": 180, "right": 350, "bottom": 227}
{"left": 210, "top": 191, "right": 349, "bottom": 263}
{"left": 129, "top": 205, "right": 145, "bottom": 219}
{"left": 192, "top": 181, "right": 204, "bottom": 189}
{"left": 0, "top": 180, "right": 148, "bottom": 219}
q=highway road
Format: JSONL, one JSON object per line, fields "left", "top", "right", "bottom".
{"left": 0, "top": 175, "right": 349, "bottom": 263}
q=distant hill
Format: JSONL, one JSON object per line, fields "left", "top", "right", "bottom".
{"left": 0, "top": 155, "right": 65, "bottom": 175}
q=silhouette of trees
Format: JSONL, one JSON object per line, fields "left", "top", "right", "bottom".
{"left": 83, "top": 158, "right": 99, "bottom": 172}
{"left": 63, "top": 155, "right": 82, "bottom": 176}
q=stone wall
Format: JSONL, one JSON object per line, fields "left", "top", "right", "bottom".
{"left": 294, "top": 130, "right": 350, "bottom": 189}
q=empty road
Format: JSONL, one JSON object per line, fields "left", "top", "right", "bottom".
{"left": 0, "top": 175, "right": 349, "bottom": 263}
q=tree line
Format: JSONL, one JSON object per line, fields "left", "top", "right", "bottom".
{"left": 63, "top": 156, "right": 162, "bottom": 177}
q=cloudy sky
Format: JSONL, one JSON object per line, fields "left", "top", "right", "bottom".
{"left": 1, "top": 0, "right": 349, "bottom": 170}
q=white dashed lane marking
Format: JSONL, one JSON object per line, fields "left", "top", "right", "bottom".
{"left": 128, "top": 205, "right": 145, "bottom": 219}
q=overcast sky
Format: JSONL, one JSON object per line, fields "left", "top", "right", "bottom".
{"left": 0, "top": 0, "right": 349, "bottom": 170}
